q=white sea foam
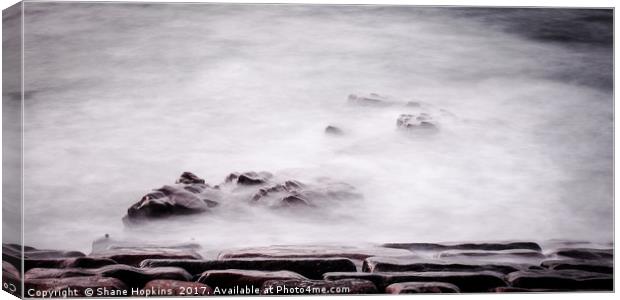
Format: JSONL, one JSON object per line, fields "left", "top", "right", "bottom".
{"left": 19, "top": 4, "right": 612, "bottom": 252}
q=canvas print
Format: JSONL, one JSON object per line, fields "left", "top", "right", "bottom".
{"left": 2, "top": 1, "right": 614, "bottom": 297}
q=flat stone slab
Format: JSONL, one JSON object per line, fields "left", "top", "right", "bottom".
{"left": 140, "top": 257, "right": 356, "bottom": 280}
{"left": 197, "top": 269, "right": 307, "bottom": 290}
{"left": 382, "top": 242, "right": 542, "bottom": 252}
{"left": 25, "top": 264, "right": 192, "bottom": 288}
{"left": 90, "top": 247, "right": 202, "bottom": 267}
{"left": 550, "top": 248, "right": 613, "bottom": 261}
{"left": 385, "top": 282, "right": 460, "bottom": 293}
{"left": 24, "top": 257, "right": 118, "bottom": 271}
{"left": 435, "top": 249, "right": 546, "bottom": 263}
{"left": 363, "top": 257, "right": 528, "bottom": 274}
{"left": 217, "top": 245, "right": 413, "bottom": 261}
{"left": 541, "top": 259, "right": 613, "bottom": 274}
{"left": 324, "top": 271, "right": 507, "bottom": 292}
{"left": 261, "top": 279, "right": 378, "bottom": 294}
{"left": 507, "top": 269, "right": 613, "bottom": 291}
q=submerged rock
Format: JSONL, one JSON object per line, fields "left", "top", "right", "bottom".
{"left": 396, "top": 113, "right": 438, "bottom": 131}
{"left": 347, "top": 93, "right": 395, "bottom": 107}
{"left": 325, "top": 125, "right": 345, "bottom": 135}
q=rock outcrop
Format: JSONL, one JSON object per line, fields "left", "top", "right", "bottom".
{"left": 124, "top": 172, "right": 362, "bottom": 223}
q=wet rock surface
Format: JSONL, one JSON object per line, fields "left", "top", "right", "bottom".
{"left": 8, "top": 241, "right": 613, "bottom": 295}
{"left": 124, "top": 172, "right": 363, "bottom": 223}
{"left": 396, "top": 113, "right": 439, "bottom": 131}
{"left": 25, "top": 264, "right": 192, "bottom": 288}
{"left": 383, "top": 241, "right": 543, "bottom": 252}
{"left": 363, "top": 257, "right": 524, "bottom": 274}
{"left": 506, "top": 269, "right": 613, "bottom": 290}
{"left": 324, "top": 125, "right": 344, "bottom": 135}
{"left": 140, "top": 257, "right": 357, "bottom": 280}
{"left": 324, "top": 271, "right": 508, "bottom": 292}
{"left": 90, "top": 247, "right": 202, "bottom": 267}
{"left": 218, "top": 245, "right": 413, "bottom": 261}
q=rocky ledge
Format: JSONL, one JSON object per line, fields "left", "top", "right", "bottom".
{"left": 3, "top": 240, "right": 612, "bottom": 296}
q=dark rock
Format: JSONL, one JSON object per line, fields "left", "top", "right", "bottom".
{"left": 25, "top": 276, "right": 127, "bottom": 297}
{"left": 382, "top": 241, "right": 542, "bottom": 252}
{"left": 506, "top": 269, "right": 613, "bottom": 291}
{"left": 25, "top": 264, "right": 192, "bottom": 288}
{"left": 124, "top": 185, "right": 214, "bottom": 223}
{"left": 551, "top": 248, "right": 613, "bottom": 261}
{"left": 226, "top": 171, "right": 272, "bottom": 185}
{"left": 324, "top": 271, "right": 507, "bottom": 292}
{"left": 218, "top": 245, "right": 413, "bottom": 261}
{"left": 396, "top": 114, "right": 439, "bottom": 132}
{"left": 262, "top": 279, "right": 377, "bottom": 294}
{"left": 176, "top": 172, "right": 206, "bottom": 184}
{"left": 249, "top": 179, "right": 361, "bottom": 209}
{"left": 325, "top": 125, "right": 344, "bottom": 135}
{"left": 140, "top": 257, "right": 357, "bottom": 280}
{"left": 362, "top": 257, "right": 523, "bottom": 274}
{"left": 541, "top": 259, "right": 612, "bottom": 274}
{"left": 385, "top": 282, "right": 460, "bottom": 293}
{"left": 347, "top": 93, "right": 394, "bottom": 107}
{"left": 197, "top": 269, "right": 306, "bottom": 289}
{"left": 279, "top": 195, "right": 312, "bottom": 207}
{"left": 144, "top": 280, "right": 213, "bottom": 296}
{"left": 90, "top": 247, "right": 202, "bottom": 267}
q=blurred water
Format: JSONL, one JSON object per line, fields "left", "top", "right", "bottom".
{"left": 20, "top": 3, "right": 613, "bottom": 252}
